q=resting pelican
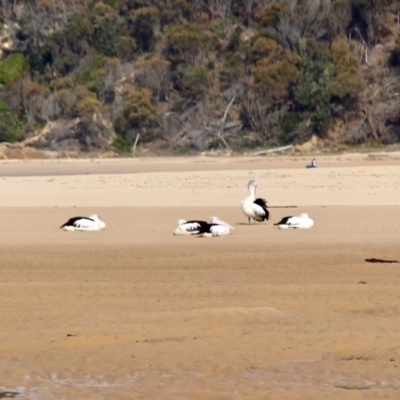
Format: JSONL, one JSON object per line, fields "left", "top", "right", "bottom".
{"left": 198, "top": 216, "right": 235, "bottom": 237}
{"left": 60, "top": 215, "right": 106, "bottom": 231}
{"left": 241, "top": 179, "right": 270, "bottom": 224}
{"left": 274, "top": 213, "right": 314, "bottom": 229}
{"left": 174, "top": 217, "right": 235, "bottom": 237}
{"left": 174, "top": 219, "right": 205, "bottom": 235}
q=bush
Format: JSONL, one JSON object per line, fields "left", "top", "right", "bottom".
{"left": 0, "top": 53, "right": 29, "bottom": 86}
{"left": 328, "top": 39, "right": 365, "bottom": 100}
{"left": 220, "top": 52, "right": 244, "bottom": 89}
{"left": 165, "top": 23, "right": 210, "bottom": 64}
{"left": 182, "top": 65, "right": 213, "bottom": 97}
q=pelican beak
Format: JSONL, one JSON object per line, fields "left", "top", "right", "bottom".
{"left": 217, "top": 218, "right": 236, "bottom": 229}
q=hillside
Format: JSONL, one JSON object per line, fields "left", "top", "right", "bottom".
{"left": 1, "top": 0, "right": 400, "bottom": 157}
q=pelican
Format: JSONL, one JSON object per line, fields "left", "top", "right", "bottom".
{"left": 174, "top": 217, "right": 235, "bottom": 237}
{"left": 174, "top": 219, "right": 206, "bottom": 235}
{"left": 60, "top": 214, "right": 106, "bottom": 231}
{"left": 241, "top": 179, "right": 270, "bottom": 224}
{"left": 274, "top": 213, "right": 314, "bottom": 229}
{"left": 197, "top": 216, "right": 235, "bottom": 237}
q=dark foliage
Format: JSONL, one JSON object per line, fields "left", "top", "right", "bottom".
{"left": 0, "top": 0, "right": 399, "bottom": 153}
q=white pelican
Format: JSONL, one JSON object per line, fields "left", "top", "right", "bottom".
{"left": 60, "top": 215, "right": 106, "bottom": 231}
{"left": 174, "top": 217, "right": 235, "bottom": 237}
{"left": 198, "top": 216, "right": 235, "bottom": 237}
{"left": 274, "top": 213, "right": 314, "bottom": 229}
{"left": 241, "top": 179, "right": 270, "bottom": 224}
{"left": 174, "top": 219, "right": 205, "bottom": 235}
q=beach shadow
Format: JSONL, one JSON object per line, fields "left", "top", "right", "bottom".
{"left": 0, "top": 392, "right": 20, "bottom": 399}
{"left": 235, "top": 222, "right": 268, "bottom": 226}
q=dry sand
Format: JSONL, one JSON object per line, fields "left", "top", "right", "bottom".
{"left": 1, "top": 155, "right": 400, "bottom": 399}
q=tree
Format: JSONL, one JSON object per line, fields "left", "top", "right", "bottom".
{"left": 182, "top": 65, "right": 213, "bottom": 98}
{"left": 134, "top": 57, "right": 171, "bottom": 101}
{"left": 328, "top": 39, "right": 365, "bottom": 106}
{"left": 219, "top": 52, "right": 244, "bottom": 89}
{"left": 130, "top": 7, "right": 160, "bottom": 52}
{"left": 165, "top": 23, "right": 211, "bottom": 64}
{"left": 115, "top": 88, "right": 158, "bottom": 143}
{"left": 293, "top": 40, "right": 335, "bottom": 135}
{"left": 261, "top": 0, "right": 331, "bottom": 51}
{"left": 251, "top": 38, "right": 300, "bottom": 105}
{"left": 240, "top": 90, "right": 288, "bottom": 145}
{"left": 23, "top": 81, "right": 50, "bottom": 123}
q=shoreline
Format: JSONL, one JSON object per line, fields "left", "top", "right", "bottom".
{"left": 1, "top": 152, "right": 400, "bottom": 177}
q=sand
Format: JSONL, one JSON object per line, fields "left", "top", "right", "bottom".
{"left": 1, "top": 154, "right": 400, "bottom": 399}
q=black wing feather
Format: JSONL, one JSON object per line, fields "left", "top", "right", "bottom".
{"left": 184, "top": 220, "right": 208, "bottom": 233}
{"left": 253, "top": 198, "right": 270, "bottom": 221}
{"left": 60, "top": 216, "right": 94, "bottom": 229}
{"left": 274, "top": 216, "right": 293, "bottom": 226}
{"left": 196, "top": 223, "right": 214, "bottom": 235}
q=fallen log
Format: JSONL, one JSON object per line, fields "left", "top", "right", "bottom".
{"left": 252, "top": 145, "right": 293, "bottom": 156}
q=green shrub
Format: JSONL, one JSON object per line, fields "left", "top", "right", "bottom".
{"left": 220, "top": 52, "right": 243, "bottom": 88}
{"left": 76, "top": 55, "right": 106, "bottom": 83}
{"left": 112, "top": 134, "right": 133, "bottom": 153}
{"left": 0, "top": 53, "right": 29, "bottom": 86}
{"left": 183, "top": 65, "right": 213, "bottom": 96}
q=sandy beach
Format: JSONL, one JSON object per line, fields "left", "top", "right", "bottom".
{"left": 1, "top": 154, "right": 400, "bottom": 399}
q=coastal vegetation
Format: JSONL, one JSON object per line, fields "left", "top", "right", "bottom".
{"left": 1, "top": 0, "right": 400, "bottom": 154}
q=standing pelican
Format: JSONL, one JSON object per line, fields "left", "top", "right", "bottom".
{"left": 274, "top": 213, "right": 314, "bottom": 229}
{"left": 197, "top": 216, "right": 235, "bottom": 237}
{"left": 60, "top": 214, "right": 106, "bottom": 231}
{"left": 241, "top": 179, "right": 270, "bottom": 224}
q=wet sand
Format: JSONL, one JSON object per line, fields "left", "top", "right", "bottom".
{"left": 1, "top": 156, "right": 400, "bottom": 399}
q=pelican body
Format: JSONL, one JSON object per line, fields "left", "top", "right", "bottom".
{"left": 241, "top": 180, "right": 270, "bottom": 224}
{"left": 174, "top": 217, "right": 235, "bottom": 237}
{"left": 274, "top": 213, "right": 314, "bottom": 229}
{"left": 174, "top": 219, "right": 206, "bottom": 235}
{"left": 198, "top": 216, "right": 235, "bottom": 237}
{"left": 60, "top": 215, "right": 106, "bottom": 231}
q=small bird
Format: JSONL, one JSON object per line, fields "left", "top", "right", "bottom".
{"left": 274, "top": 213, "right": 314, "bottom": 229}
{"left": 241, "top": 179, "right": 270, "bottom": 224}
{"left": 306, "top": 159, "right": 317, "bottom": 168}
{"left": 174, "top": 217, "right": 235, "bottom": 237}
{"left": 60, "top": 215, "right": 106, "bottom": 231}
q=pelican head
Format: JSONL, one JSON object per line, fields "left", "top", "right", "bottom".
{"left": 176, "top": 219, "right": 187, "bottom": 226}
{"left": 209, "top": 216, "right": 235, "bottom": 229}
{"left": 247, "top": 179, "right": 257, "bottom": 190}
{"left": 88, "top": 214, "right": 106, "bottom": 229}
{"left": 299, "top": 213, "right": 309, "bottom": 219}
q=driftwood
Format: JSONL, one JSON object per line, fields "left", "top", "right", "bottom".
{"left": 252, "top": 145, "right": 293, "bottom": 156}
{"left": 268, "top": 205, "right": 297, "bottom": 208}
{"left": 132, "top": 133, "right": 140, "bottom": 157}
{"left": 365, "top": 258, "right": 399, "bottom": 264}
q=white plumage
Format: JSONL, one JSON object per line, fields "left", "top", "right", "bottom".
{"left": 241, "top": 179, "right": 270, "bottom": 224}
{"left": 198, "top": 216, "right": 235, "bottom": 237}
{"left": 60, "top": 214, "right": 106, "bottom": 231}
{"left": 274, "top": 213, "right": 314, "bottom": 229}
